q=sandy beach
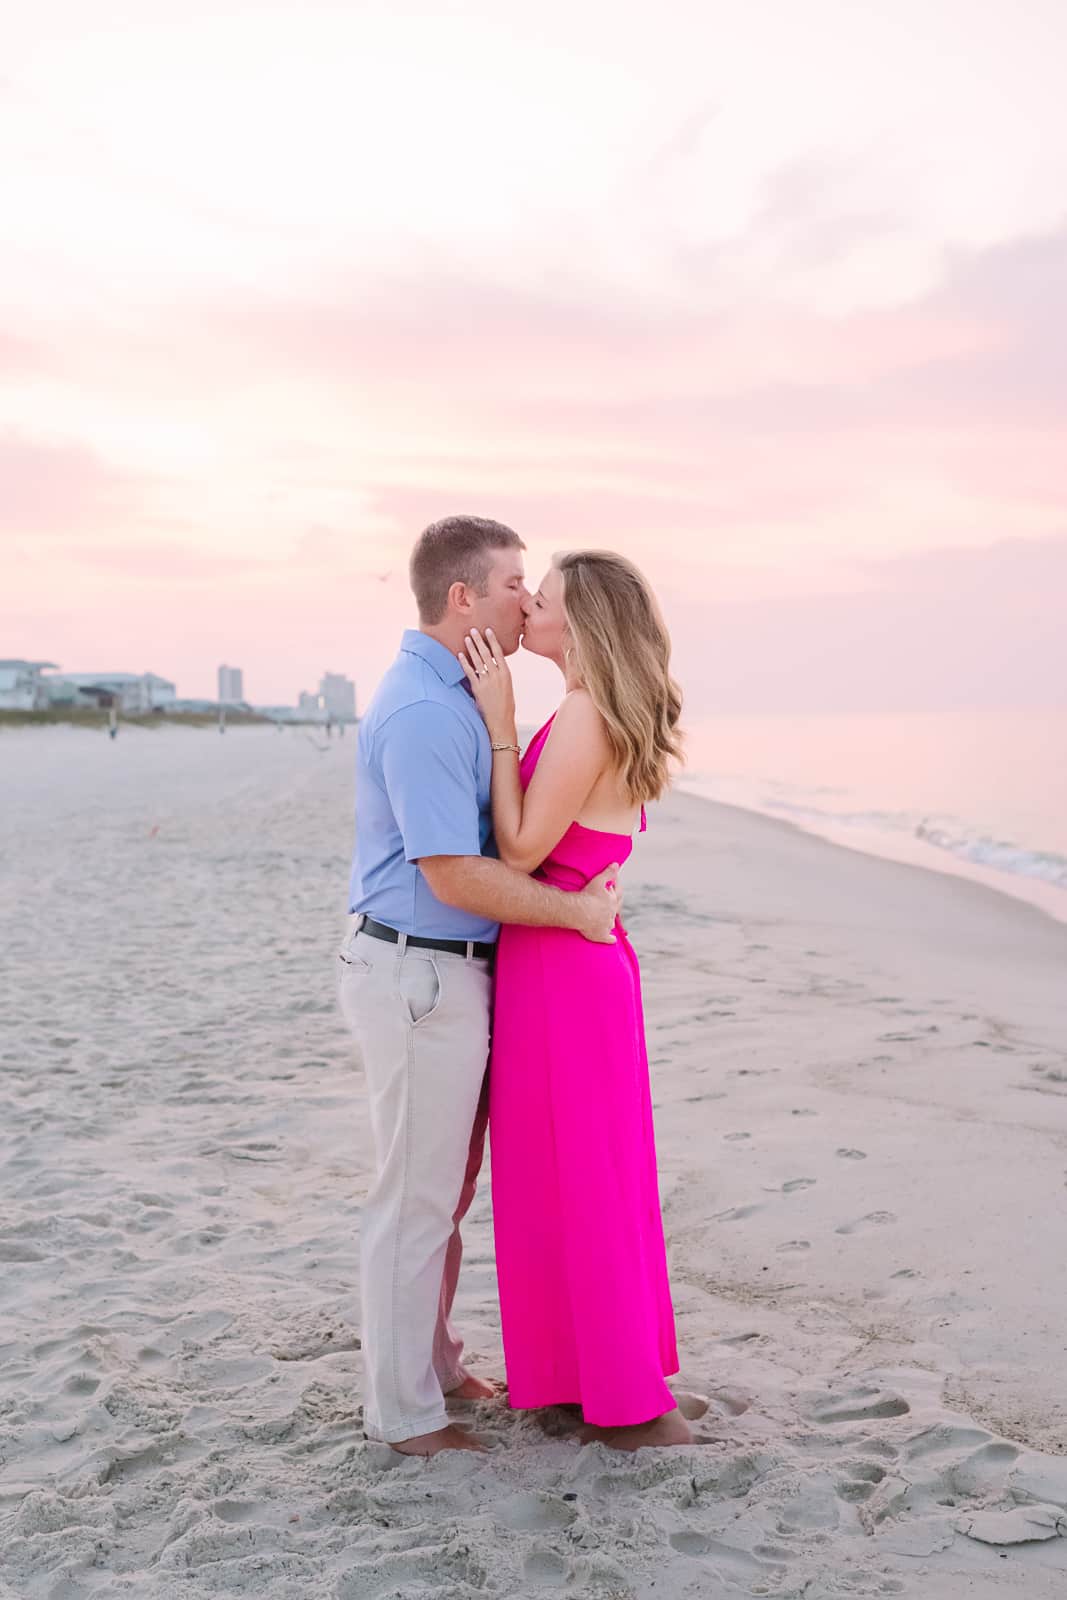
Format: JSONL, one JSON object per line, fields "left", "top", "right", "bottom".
{"left": 2, "top": 722, "right": 1066, "bottom": 1599}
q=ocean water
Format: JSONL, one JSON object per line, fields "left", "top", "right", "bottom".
{"left": 677, "top": 709, "right": 1067, "bottom": 924}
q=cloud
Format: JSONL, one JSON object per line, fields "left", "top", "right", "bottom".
{"left": 645, "top": 99, "right": 720, "bottom": 181}
{"left": 0, "top": 329, "right": 47, "bottom": 375}
{"left": 667, "top": 535, "right": 1067, "bottom": 713}
{"left": 0, "top": 431, "right": 145, "bottom": 536}
{"left": 138, "top": 212, "right": 1062, "bottom": 451}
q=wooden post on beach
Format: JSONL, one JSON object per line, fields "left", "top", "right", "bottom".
{"left": 108, "top": 705, "right": 118, "bottom": 740}
{"left": 219, "top": 704, "right": 226, "bottom": 735}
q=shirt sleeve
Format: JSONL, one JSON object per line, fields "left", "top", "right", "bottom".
{"left": 377, "top": 700, "right": 483, "bottom": 861}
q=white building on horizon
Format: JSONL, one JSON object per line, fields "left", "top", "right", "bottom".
{"left": 218, "top": 664, "right": 244, "bottom": 704}
{"left": 0, "top": 659, "right": 58, "bottom": 710}
{"left": 297, "top": 689, "right": 324, "bottom": 720}
{"left": 54, "top": 672, "right": 176, "bottom": 713}
{"left": 319, "top": 671, "right": 356, "bottom": 723}
{"left": 291, "top": 672, "right": 356, "bottom": 723}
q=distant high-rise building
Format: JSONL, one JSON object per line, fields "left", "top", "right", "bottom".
{"left": 218, "top": 664, "right": 244, "bottom": 704}
{"left": 319, "top": 672, "right": 356, "bottom": 723}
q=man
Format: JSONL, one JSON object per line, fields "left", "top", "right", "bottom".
{"left": 339, "top": 516, "right": 621, "bottom": 1457}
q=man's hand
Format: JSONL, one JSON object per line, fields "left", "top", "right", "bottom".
{"left": 571, "top": 864, "right": 622, "bottom": 944}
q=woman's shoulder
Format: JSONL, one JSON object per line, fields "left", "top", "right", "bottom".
{"left": 552, "top": 688, "right": 607, "bottom": 738}
{"left": 543, "top": 689, "right": 612, "bottom": 766}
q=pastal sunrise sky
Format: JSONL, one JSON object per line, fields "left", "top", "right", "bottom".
{"left": 3, "top": 0, "right": 1065, "bottom": 717}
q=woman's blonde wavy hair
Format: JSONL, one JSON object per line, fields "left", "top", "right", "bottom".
{"left": 555, "top": 550, "right": 684, "bottom": 805}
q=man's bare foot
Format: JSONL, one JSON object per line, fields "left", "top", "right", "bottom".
{"left": 390, "top": 1424, "right": 487, "bottom": 1456}
{"left": 445, "top": 1374, "right": 504, "bottom": 1401}
{"left": 579, "top": 1407, "right": 693, "bottom": 1452}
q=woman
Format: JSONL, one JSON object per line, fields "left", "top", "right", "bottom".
{"left": 458, "top": 550, "right": 690, "bottom": 1451}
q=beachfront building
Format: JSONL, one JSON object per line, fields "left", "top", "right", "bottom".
{"left": 255, "top": 704, "right": 305, "bottom": 724}
{"left": 319, "top": 672, "right": 356, "bottom": 722}
{"left": 218, "top": 664, "right": 244, "bottom": 704}
{"left": 0, "top": 659, "right": 59, "bottom": 710}
{"left": 56, "top": 672, "right": 177, "bottom": 713}
{"left": 42, "top": 675, "right": 91, "bottom": 705}
{"left": 291, "top": 673, "right": 356, "bottom": 724}
{"left": 297, "top": 689, "right": 325, "bottom": 721}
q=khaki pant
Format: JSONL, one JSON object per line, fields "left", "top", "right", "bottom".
{"left": 338, "top": 917, "right": 492, "bottom": 1442}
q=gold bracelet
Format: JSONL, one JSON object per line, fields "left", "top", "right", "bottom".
{"left": 490, "top": 741, "right": 520, "bottom": 754}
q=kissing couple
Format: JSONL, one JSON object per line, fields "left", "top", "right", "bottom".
{"left": 339, "top": 515, "right": 689, "bottom": 1455}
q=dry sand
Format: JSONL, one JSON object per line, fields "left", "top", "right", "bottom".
{"left": 1, "top": 724, "right": 1066, "bottom": 1599}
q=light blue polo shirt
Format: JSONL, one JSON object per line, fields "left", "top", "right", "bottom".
{"left": 347, "top": 629, "right": 499, "bottom": 943}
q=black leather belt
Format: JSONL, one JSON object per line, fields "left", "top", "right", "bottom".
{"left": 358, "top": 916, "right": 496, "bottom": 962}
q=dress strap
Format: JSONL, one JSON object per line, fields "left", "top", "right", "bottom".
{"left": 639, "top": 804, "right": 647, "bottom": 833}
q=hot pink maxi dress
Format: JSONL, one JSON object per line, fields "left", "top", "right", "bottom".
{"left": 489, "top": 715, "right": 679, "bottom": 1426}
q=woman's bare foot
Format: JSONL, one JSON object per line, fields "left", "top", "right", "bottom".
{"left": 579, "top": 1406, "right": 693, "bottom": 1452}
{"left": 445, "top": 1374, "right": 504, "bottom": 1401}
{"left": 390, "top": 1424, "right": 488, "bottom": 1456}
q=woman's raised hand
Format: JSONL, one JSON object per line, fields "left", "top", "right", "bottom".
{"left": 458, "top": 627, "right": 517, "bottom": 742}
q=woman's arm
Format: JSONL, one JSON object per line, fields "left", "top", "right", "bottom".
{"left": 459, "top": 629, "right": 610, "bottom": 872}
{"left": 498, "top": 692, "right": 609, "bottom": 870}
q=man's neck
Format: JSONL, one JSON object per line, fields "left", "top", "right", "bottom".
{"left": 418, "top": 622, "right": 466, "bottom": 659}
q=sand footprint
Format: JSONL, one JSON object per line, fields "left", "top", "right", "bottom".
{"left": 903, "top": 1422, "right": 991, "bottom": 1461}
{"left": 711, "top": 1203, "right": 763, "bottom": 1222}
{"left": 836, "top": 1148, "right": 867, "bottom": 1160}
{"left": 835, "top": 1211, "right": 897, "bottom": 1235}
{"left": 858, "top": 1439, "right": 900, "bottom": 1462}
{"left": 708, "top": 1388, "right": 752, "bottom": 1417}
{"left": 669, "top": 1530, "right": 783, "bottom": 1586}
{"left": 811, "top": 1386, "right": 910, "bottom": 1425}
{"left": 669, "top": 1530, "right": 710, "bottom": 1556}
{"left": 497, "top": 1492, "right": 576, "bottom": 1532}
{"left": 776, "top": 1240, "right": 811, "bottom": 1253}
{"left": 212, "top": 1499, "right": 258, "bottom": 1523}
{"left": 835, "top": 1461, "right": 888, "bottom": 1502}
{"left": 522, "top": 1546, "right": 569, "bottom": 1587}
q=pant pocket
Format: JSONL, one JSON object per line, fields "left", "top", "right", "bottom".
{"left": 397, "top": 954, "right": 442, "bottom": 1027}
{"left": 338, "top": 928, "right": 372, "bottom": 972}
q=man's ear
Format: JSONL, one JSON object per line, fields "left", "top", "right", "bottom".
{"left": 447, "top": 580, "right": 475, "bottom": 616}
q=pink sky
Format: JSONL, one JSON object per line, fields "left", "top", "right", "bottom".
{"left": 3, "top": 0, "right": 1066, "bottom": 716}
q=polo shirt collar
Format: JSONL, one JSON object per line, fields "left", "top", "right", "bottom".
{"left": 400, "top": 628, "right": 465, "bottom": 687}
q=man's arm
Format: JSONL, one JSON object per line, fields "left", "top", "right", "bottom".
{"left": 419, "top": 855, "right": 621, "bottom": 944}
